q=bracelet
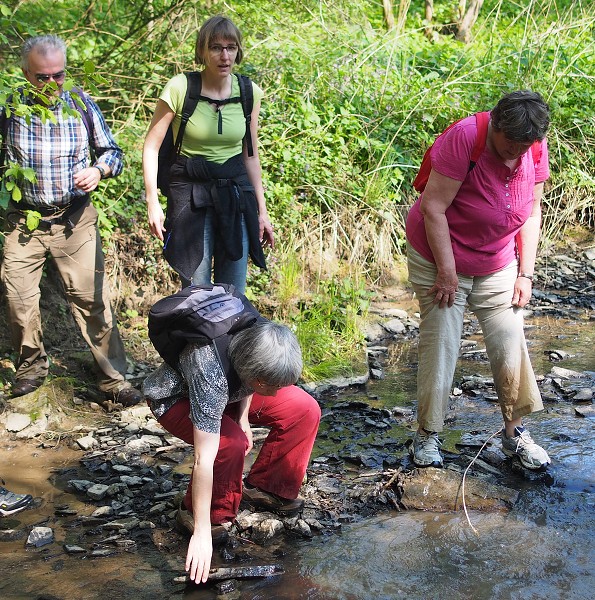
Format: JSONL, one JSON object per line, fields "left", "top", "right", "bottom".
{"left": 94, "top": 164, "right": 107, "bottom": 179}
{"left": 518, "top": 272, "right": 534, "bottom": 281}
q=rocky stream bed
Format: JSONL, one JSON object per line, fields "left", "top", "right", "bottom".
{"left": 0, "top": 244, "right": 593, "bottom": 597}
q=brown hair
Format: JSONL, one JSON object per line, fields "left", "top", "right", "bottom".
{"left": 195, "top": 16, "right": 243, "bottom": 66}
{"left": 491, "top": 90, "right": 550, "bottom": 142}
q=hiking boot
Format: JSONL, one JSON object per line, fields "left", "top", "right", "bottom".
{"left": 105, "top": 385, "right": 143, "bottom": 407}
{"left": 409, "top": 429, "right": 444, "bottom": 468}
{"left": 0, "top": 486, "right": 33, "bottom": 517}
{"left": 12, "top": 378, "right": 44, "bottom": 398}
{"left": 501, "top": 426, "right": 551, "bottom": 470}
{"left": 175, "top": 504, "right": 228, "bottom": 546}
{"left": 242, "top": 482, "right": 305, "bottom": 516}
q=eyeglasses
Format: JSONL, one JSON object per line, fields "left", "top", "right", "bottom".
{"left": 34, "top": 70, "right": 66, "bottom": 84}
{"left": 209, "top": 44, "right": 238, "bottom": 55}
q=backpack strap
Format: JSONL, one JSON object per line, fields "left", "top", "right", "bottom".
{"left": 530, "top": 141, "right": 542, "bottom": 166}
{"left": 0, "top": 106, "right": 8, "bottom": 172}
{"left": 469, "top": 111, "right": 490, "bottom": 171}
{"left": 173, "top": 72, "right": 202, "bottom": 156}
{"left": 71, "top": 87, "right": 97, "bottom": 161}
{"left": 236, "top": 74, "right": 254, "bottom": 157}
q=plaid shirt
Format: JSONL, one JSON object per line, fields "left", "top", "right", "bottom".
{"left": 3, "top": 89, "right": 123, "bottom": 207}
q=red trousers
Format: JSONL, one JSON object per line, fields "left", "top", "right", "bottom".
{"left": 157, "top": 385, "right": 321, "bottom": 524}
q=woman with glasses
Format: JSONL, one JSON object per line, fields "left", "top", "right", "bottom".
{"left": 143, "top": 309, "right": 321, "bottom": 585}
{"left": 143, "top": 15, "right": 273, "bottom": 293}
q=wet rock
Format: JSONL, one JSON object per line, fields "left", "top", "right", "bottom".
{"left": 91, "top": 506, "right": 114, "bottom": 518}
{"left": 0, "top": 528, "right": 27, "bottom": 542}
{"left": 574, "top": 405, "right": 595, "bottom": 418}
{"left": 572, "top": 388, "right": 593, "bottom": 402}
{"left": 76, "top": 435, "right": 98, "bottom": 450}
{"left": 16, "top": 414, "right": 49, "bottom": 438}
{"left": 86, "top": 483, "right": 110, "bottom": 500}
{"left": 383, "top": 318, "right": 406, "bottom": 335}
{"left": 285, "top": 517, "right": 312, "bottom": 537}
{"left": 364, "top": 322, "right": 386, "bottom": 342}
{"left": 26, "top": 526, "right": 54, "bottom": 548}
{"left": 251, "top": 518, "right": 285, "bottom": 543}
{"left": 400, "top": 468, "right": 518, "bottom": 512}
{"left": 5, "top": 413, "right": 31, "bottom": 432}
{"left": 63, "top": 544, "right": 87, "bottom": 554}
{"left": 104, "top": 517, "right": 140, "bottom": 531}
{"left": 550, "top": 366, "right": 586, "bottom": 379}
{"left": 90, "top": 548, "right": 116, "bottom": 557}
{"left": 68, "top": 479, "right": 94, "bottom": 493}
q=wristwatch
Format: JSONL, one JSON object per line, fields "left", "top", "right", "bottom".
{"left": 94, "top": 164, "right": 107, "bottom": 179}
{"left": 517, "top": 272, "right": 534, "bottom": 281}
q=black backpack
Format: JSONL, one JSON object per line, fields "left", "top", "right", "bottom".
{"left": 156, "top": 72, "right": 254, "bottom": 198}
{"left": 148, "top": 283, "right": 261, "bottom": 368}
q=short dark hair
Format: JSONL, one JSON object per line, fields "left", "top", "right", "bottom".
{"left": 195, "top": 15, "right": 243, "bottom": 66}
{"left": 491, "top": 90, "right": 550, "bottom": 142}
{"left": 21, "top": 35, "right": 67, "bottom": 70}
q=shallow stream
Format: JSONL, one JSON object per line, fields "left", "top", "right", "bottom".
{"left": 1, "top": 312, "right": 593, "bottom": 600}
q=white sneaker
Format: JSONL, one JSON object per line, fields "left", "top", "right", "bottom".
{"left": 409, "top": 430, "right": 444, "bottom": 467}
{"left": 501, "top": 426, "right": 551, "bottom": 470}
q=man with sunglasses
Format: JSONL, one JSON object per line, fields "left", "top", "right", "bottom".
{"left": 0, "top": 35, "right": 142, "bottom": 406}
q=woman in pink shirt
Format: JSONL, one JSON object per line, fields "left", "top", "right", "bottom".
{"left": 405, "top": 90, "right": 551, "bottom": 471}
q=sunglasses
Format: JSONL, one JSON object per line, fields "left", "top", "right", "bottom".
{"left": 34, "top": 70, "right": 66, "bottom": 84}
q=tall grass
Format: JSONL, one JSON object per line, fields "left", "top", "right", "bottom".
{"left": 2, "top": 0, "right": 593, "bottom": 378}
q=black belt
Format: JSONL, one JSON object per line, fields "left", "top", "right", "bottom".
{"left": 13, "top": 195, "right": 90, "bottom": 231}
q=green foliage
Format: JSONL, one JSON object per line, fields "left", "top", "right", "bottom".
{"left": 1, "top": 0, "right": 593, "bottom": 376}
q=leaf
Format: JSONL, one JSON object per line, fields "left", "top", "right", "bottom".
{"left": 25, "top": 210, "right": 41, "bottom": 231}
{"left": 23, "top": 168, "right": 37, "bottom": 183}
{"left": 83, "top": 60, "right": 96, "bottom": 75}
{"left": 11, "top": 185, "right": 22, "bottom": 202}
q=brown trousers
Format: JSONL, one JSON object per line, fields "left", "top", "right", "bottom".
{"left": 1, "top": 202, "right": 128, "bottom": 392}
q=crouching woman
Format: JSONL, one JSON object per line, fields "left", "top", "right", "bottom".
{"left": 142, "top": 319, "right": 321, "bottom": 583}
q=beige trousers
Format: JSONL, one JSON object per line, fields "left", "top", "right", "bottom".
{"left": 407, "top": 244, "right": 543, "bottom": 432}
{"left": 1, "top": 202, "right": 128, "bottom": 392}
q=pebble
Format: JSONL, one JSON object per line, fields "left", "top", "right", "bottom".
{"left": 26, "top": 526, "right": 54, "bottom": 548}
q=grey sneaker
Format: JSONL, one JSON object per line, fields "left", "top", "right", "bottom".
{"left": 501, "top": 426, "right": 550, "bottom": 470}
{"left": 0, "top": 486, "right": 33, "bottom": 517}
{"left": 409, "top": 430, "right": 444, "bottom": 467}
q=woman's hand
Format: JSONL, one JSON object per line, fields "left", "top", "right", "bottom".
{"left": 259, "top": 215, "right": 274, "bottom": 249}
{"left": 511, "top": 276, "right": 532, "bottom": 308}
{"left": 147, "top": 201, "right": 166, "bottom": 241}
{"left": 428, "top": 269, "right": 459, "bottom": 308}
{"left": 185, "top": 528, "right": 213, "bottom": 584}
{"left": 239, "top": 415, "right": 254, "bottom": 456}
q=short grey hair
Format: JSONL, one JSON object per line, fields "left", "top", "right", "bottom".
{"left": 21, "top": 35, "right": 67, "bottom": 70}
{"left": 229, "top": 321, "right": 303, "bottom": 387}
{"left": 491, "top": 90, "right": 550, "bottom": 142}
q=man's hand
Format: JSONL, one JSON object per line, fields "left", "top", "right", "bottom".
{"left": 73, "top": 166, "right": 102, "bottom": 193}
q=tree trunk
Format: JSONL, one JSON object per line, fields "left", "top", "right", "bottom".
{"left": 456, "top": 0, "right": 484, "bottom": 43}
{"left": 383, "top": 0, "right": 395, "bottom": 30}
{"left": 424, "top": 0, "right": 434, "bottom": 38}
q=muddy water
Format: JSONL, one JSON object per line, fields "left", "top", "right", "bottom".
{"left": 1, "top": 314, "right": 593, "bottom": 600}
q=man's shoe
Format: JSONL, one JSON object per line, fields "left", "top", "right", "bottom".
{"left": 106, "top": 385, "right": 143, "bottom": 407}
{"left": 11, "top": 378, "right": 43, "bottom": 398}
{"left": 242, "top": 482, "right": 305, "bottom": 516}
{"left": 0, "top": 486, "right": 33, "bottom": 517}
{"left": 409, "top": 429, "right": 444, "bottom": 467}
{"left": 501, "top": 426, "right": 551, "bottom": 470}
{"left": 175, "top": 504, "right": 228, "bottom": 546}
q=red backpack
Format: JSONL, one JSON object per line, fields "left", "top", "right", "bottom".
{"left": 412, "top": 111, "right": 542, "bottom": 193}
